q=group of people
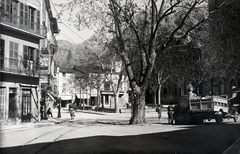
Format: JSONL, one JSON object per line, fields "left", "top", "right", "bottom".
{"left": 156, "top": 104, "right": 175, "bottom": 124}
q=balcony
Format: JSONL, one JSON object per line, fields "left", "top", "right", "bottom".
{"left": 0, "top": 11, "right": 46, "bottom": 37}
{"left": 0, "top": 56, "right": 40, "bottom": 77}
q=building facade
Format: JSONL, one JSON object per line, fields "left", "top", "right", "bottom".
{"left": 56, "top": 66, "right": 129, "bottom": 110}
{"left": 0, "top": 0, "right": 58, "bottom": 123}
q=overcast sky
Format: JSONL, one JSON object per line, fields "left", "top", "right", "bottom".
{"left": 50, "top": 0, "right": 94, "bottom": 44}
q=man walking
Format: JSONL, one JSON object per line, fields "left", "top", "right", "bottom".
{"left": 156, "top": 105, "right": 162, "bottom": 120}
{"left": 168, "top": 104, "right": 174, "bottom": 124}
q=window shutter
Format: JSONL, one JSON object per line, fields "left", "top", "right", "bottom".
{"left": 23, "top": 45, "right": 28, "bottom": 68}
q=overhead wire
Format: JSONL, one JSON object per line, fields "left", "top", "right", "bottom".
{"left": 49, "top": 0, "right": 95, "bottom": 46}
{"left": 49, "top": 0, "right": 105, "bottom": 63}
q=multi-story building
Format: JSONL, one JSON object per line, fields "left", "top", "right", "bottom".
{"left": 56, "top": 67, "right": 76, "bottom": 106}
{"left": 39, "top": 0, "right": 59, "bottom": 110}
{"left": 0, "top": 0, "right": 58, "bottom": 123}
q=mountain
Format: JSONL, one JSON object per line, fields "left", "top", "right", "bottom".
{"left": 54, "top": 40, "right": 88, "bottom": 68}
{"left": 54, "top": 36, "right": 107, "bottom": 68}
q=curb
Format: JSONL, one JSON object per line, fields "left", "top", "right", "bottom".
{"left": 222, "top": 137, "right": 240, "bottom": 154}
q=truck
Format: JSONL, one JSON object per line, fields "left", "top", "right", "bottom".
{"left": 173, "top": 95, "right": 239, "bottom": 125}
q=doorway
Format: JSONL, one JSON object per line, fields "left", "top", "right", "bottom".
{"left": 22, "top": 89, "right": 31, "bottom": 122}
{"left": 9, "top": 88, "right": 17, "bottom": 119}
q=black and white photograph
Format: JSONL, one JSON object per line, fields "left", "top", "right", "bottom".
{"left": 0, "top": 0, "right": 240, "bottom": 153}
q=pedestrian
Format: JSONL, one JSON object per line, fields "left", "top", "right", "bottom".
{"left": 156, "top": 105, "right": 162, "bottom": 120}
{"left": 47, "top": 108, "right": 53, "bottom": 117}
{"left": 40, "top": 105, "right": 44, "bottom": 120}
{"left": 57, "top": 98, "right": 61, "bottom": 118}
{"left": 168, "top": 104, "right": 174, "bottom": 124}
{"left": 69, "top": 103, "right": 75, "bottom": 120}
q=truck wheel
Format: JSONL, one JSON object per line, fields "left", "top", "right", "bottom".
{"left": 233, "top": 111, "right": 239, "bottom": 122}
{"left": 215, "top": 112, "right": 223, "bottom": 124}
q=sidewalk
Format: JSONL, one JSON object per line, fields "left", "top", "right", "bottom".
{"left": 0, "top": 107, "right": 127, "bottom": 132}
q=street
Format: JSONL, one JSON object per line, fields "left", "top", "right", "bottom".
{"left": 0, "top": 109, "right": 240, "bottom": 154}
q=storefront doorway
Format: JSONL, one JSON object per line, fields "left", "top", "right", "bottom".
{"left": 9, "top": 88, "right": 17, "bottom": 119}
{"left": 22, "top": 89, "right": 31, "bottom": 122}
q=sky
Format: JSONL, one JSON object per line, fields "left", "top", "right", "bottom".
{"left": 50, "top": 0, "right": 94, "bottom": 44}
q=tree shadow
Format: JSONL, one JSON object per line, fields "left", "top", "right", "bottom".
{"left": 1, "top": 123, "right": 240, "bottom": 154}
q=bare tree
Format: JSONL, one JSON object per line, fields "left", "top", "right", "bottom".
{"left": 209, "top": 1, "right": 240, "bottom": 75}
{"left": 58, "top": 0, "right": 207, "bottom": 124}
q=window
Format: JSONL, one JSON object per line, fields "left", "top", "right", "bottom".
{"left": 1, "top": 0, "right": 11, "bottom": 20}
{"left": 29, "top": 6, "right": 35, "bottom": 30}
{"left": 11, "top": 0, "right": 18, "bottom": 24}
{"left": 9, "top": 41, "right": 18, "bottom": 69}
{"left": 0, "top": 39, "right": 4, "bottom": 69}
{"left": 29, "top": 7, "right": 40, "bottom": 31}
{"left": 19, "top": 2, "right": 29, "bottom": 27}
{"left": 23, "top": 45, "right": 36, "bottom": 70}
{"left": 35, "top": 49, "right": 39, "bottom": 70}
{"left": 36, "top": 10, "right": 40, "bottom": 31}
{"left": 0, "top": 87, "right": 6, "bottom": 119}
{"left": 1, "top": 0, "right": 11, "bottom": 12}
{"left": 104, "top": 82, "right": 110, "bottom": 91}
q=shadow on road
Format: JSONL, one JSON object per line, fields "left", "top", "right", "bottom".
{"left": 1, "top": 122, "right": 240, "bottom": 154}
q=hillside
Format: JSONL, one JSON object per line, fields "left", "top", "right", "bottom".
{"left": 54, "top": 40, "right": 89, "bottom": 68}
{"left": 54, "top": 36, "right": 108, "bottom": 68}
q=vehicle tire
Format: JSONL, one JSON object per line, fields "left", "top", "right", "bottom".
{"left": 215, "top": 112, "right": 223, "bottom": 124}
{"left": 233, "top": 111, "right": 239, "bottom": 122}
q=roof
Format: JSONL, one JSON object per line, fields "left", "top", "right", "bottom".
{"left": 73, "top": 65, "right": 104, "bottom": 74}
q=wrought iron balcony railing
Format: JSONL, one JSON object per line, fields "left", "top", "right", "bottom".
{"left": 0, "top": 56, "right": 40, "bottom": 76}
{"left": 1, "top": 11, "right": 46, "bottom": 37}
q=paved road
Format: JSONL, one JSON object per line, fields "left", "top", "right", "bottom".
{"left": 0, "top": 110, "right": 240, "bottom": 154}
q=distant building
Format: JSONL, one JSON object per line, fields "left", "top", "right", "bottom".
{"left": 56, "top": 67, "right": 76, "bottom": 106}
{"left": 0, "top": 0, "right": 58, "bottom": 123}
{"left": 56, "top": 64, "right": 129, "bottom": 110}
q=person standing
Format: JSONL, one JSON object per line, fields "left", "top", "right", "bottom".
{"left": 40, "top": 105, "right": 44, "bottom": 120}
{"left": 168, "top": 104, "right": 174, "bottom": 124}
{"left": 69, "top": 103, "right": 75, "bottom": 120}
{"left": 156, "top": 105, "right": 162, "bottom": 120}
{"left": 57, "top": 97, "right": 61, "bottom": 118}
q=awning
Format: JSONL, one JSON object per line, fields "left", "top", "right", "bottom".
{"left": 76, "top": 94, "right": 90, "bottom": 99}
{"left": 59, "top": 95, "right": 72, "bottom": 100}
{"left": 101, "top": 91, "right": 124, "bottom": 95}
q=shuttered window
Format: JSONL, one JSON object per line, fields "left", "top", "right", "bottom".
{"left": 9, "top": 41, "right": 18, "bottom": 69}
{"left": 0, "top": 87, "right": 6, "bottom": 119}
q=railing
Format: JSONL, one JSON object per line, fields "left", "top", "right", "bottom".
{"left": 0, "top": 11, "right": 46, "bottom": 37}
{"left": 0, "top": 56, "right": 40, "bottom": 76}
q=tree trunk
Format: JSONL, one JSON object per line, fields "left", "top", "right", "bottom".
{"left": 96, "top": 88, "right": 100, "bottom": 111}
{"left": 114, "top": 93, "right": 119, "bottom": 113}
{"left": 152, "top": 89, "right": 157, "bottom": 106}
{"left": 157, "top": 84, "right": 162, "bottom": 106}
{"left": 129, "top": 88, "right": 146, "bottom": 124}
